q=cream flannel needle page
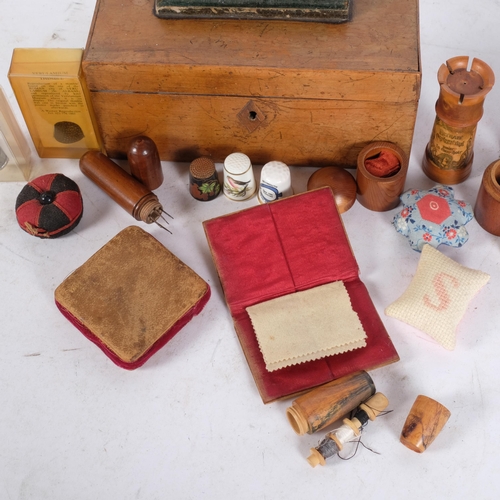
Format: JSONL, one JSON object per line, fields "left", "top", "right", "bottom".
{"left": 247, "top": 281, "right": 366, "bottom": 372}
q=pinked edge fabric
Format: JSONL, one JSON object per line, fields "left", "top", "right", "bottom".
{"left": 385, "top": 244, "right": 489, "bottom": 350}
{"left": 246, "top": 281, "right": 367, "bottom": 371}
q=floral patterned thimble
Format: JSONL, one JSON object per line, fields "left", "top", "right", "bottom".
{"left": 189, "top": 157, "right": 221, "bottom": 201}
{"left": 223, "top": 152, "right": 256, "bottom": 201}
{"left": 258, "top": 161, "right": 293, "bottom": 204}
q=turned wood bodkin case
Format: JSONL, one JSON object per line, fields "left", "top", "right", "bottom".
{"left": 82, "top": 0, "right": 421, "bottom": 166}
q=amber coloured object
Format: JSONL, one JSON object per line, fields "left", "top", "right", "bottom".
{"left": 8, "top": 48, "right": 102, "bottom": 159}
{"left": 400, "top": 395, "right": 451, "bottom": 453}
{"left": 127, "top": 135, "right": 164, "bottom": 190}
{"left": 423, "top": 56, "right": 494, "bottom": 184}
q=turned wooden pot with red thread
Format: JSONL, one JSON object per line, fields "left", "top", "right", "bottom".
{"left": 356, "top": 141, "right": 409, "bottom": 211}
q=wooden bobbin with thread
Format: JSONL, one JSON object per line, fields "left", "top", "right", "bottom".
{"left": 286, "top": 371, "right": 375, "bottom": 435}
{"left": 474, "top": 159, "right": 500, "bottom": 236}
{"left": 80, "top": 151, "right": 170, "bottom": 229}
{"left": 307, "top": 392, "right": 389, "bottom": 467}
{"left": 356, "top": 141, "right": 409, "bottom": 211}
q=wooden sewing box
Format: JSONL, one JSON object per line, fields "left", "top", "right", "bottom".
{"left": 82, "top": 0, "right": 421, "bottom": 166}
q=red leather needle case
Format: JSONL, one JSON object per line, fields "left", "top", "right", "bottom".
{"left": 55, "top": 226, "right": 210, "bottom": 369}
{"left": 203, "top": 188, "right": 399, "bottom": 403}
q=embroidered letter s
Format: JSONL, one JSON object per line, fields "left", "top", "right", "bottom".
{"left": 423, "top": 272, "right": 460, "bottom": 311}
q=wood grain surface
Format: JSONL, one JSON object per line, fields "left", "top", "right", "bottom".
{"left": 287, "top": 371, "right": 375, "bottom": 435}
{"left": 82, "top": 0, "right": 420, "bottom": 164}
{"left": 474, "top": 159, "right": 500, "bottom": 236}
{"left": 400, "top": 395, "right": 451, "bottom": 453}
{"left": 356, "top": 141, "right": 409, "bottom": 211}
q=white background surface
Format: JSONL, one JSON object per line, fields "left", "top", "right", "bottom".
{"left": 1, "top": 1, "right": 499, "bottom": 499}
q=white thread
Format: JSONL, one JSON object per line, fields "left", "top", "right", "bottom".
{"left": 333, "top": 424, "right": 357, "bottom": 445}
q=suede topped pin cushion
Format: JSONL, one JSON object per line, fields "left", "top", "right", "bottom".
{"left": 55, "top": 226, "right": 211, "bottom": 369}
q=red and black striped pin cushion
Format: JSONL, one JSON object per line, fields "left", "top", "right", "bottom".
{"left": 15, "top": 173, "right": 83, "bottom": 238}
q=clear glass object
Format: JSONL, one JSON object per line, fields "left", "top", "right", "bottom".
{"left": 0, "top": 86, "right": 31, "bottom": 181}
{"left": 8, "top": 48, "right": 102, "bottom": 159}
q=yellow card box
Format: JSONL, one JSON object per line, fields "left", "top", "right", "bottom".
{"left": 8, "top": 48, "right": 102, "bottom": 159}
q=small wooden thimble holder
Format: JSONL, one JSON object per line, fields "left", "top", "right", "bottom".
{"left": 356, "top": 141, "right": 409, "bottom": 211}
{"left": 400, "top": 395, "right": 451, "bottom": 453}
{"left": 474, "top": 159, "right": 500, "bottom": 236}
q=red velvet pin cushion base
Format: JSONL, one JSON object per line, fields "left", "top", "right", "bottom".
{"left": 54, "top": 226, "right": 211, "bottom": 369}
{"left": 15, "top": 173, "right": 83, "bottom": 238}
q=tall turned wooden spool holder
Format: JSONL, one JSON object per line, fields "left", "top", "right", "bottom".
{"left": 400, "top": 395, "right": 451, "bottom": 453}
{"left": 286, "top": 371, "right": 375, "bottom": 435}
{"left": 423, "top": 56, "right": 495, "bottom": 184}
{"left": 474, "top": 159, "right": 500, "bottom": 236}
{"left": 356, "top": 141, "right": 409, "bottom": 211}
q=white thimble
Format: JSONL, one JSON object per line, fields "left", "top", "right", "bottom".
{"left": 258, "top": 161, "right": 293, "bottom": 203}
{"left": 223, "top": 152, "right": 256, "bottom": 201}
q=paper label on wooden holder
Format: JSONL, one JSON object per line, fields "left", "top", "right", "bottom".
{"left": 428, "top": 117, "right": 476, "bottom": 171}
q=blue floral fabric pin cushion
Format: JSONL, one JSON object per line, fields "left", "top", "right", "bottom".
{"left": 392, "top": 185, "right": 473, "bottom": 252}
